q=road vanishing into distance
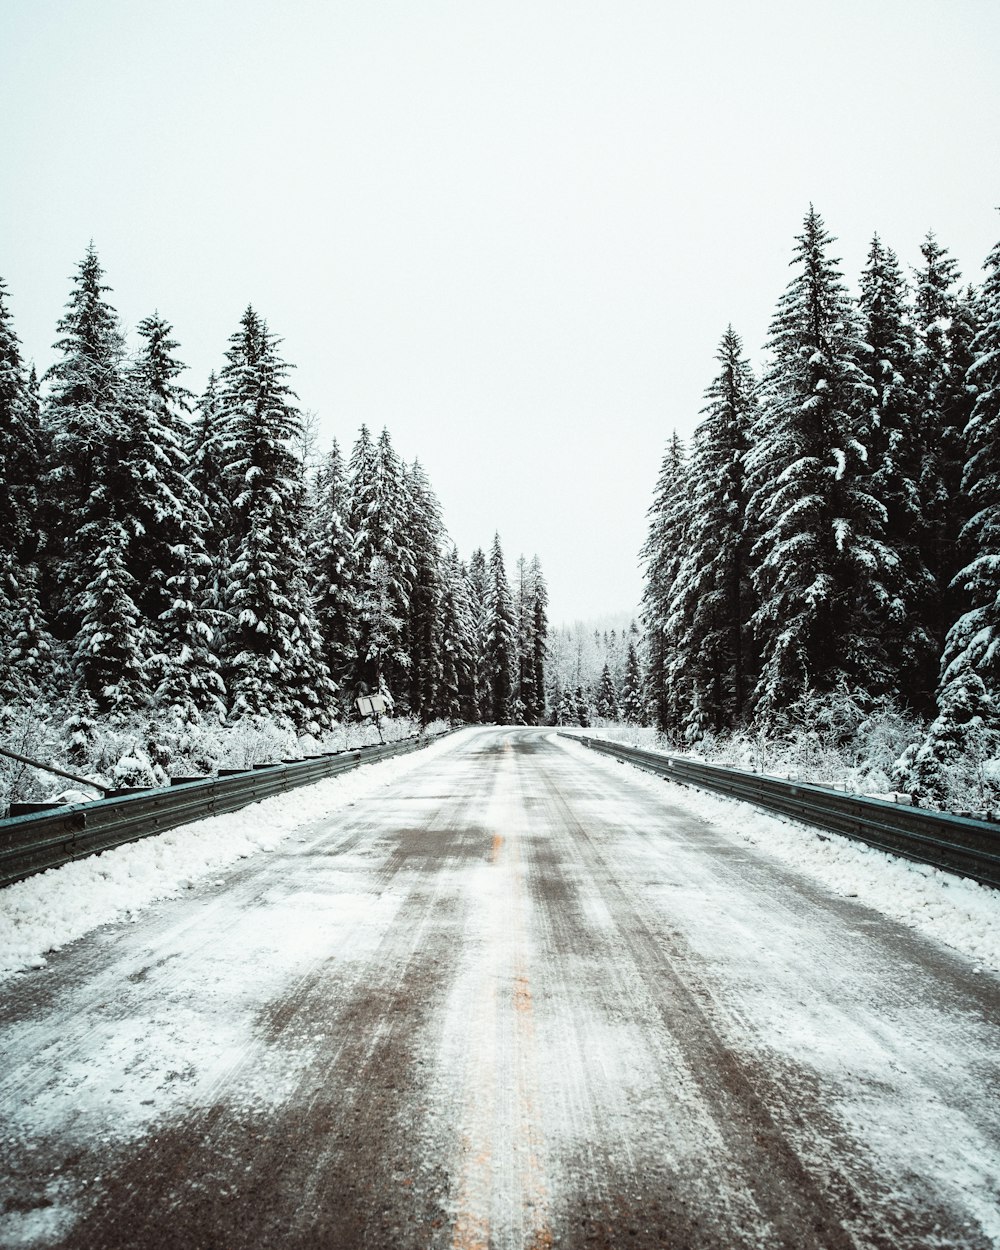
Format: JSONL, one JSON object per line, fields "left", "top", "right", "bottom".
{"left": 2, "top": 727, "right": 999, "bottom": 1249}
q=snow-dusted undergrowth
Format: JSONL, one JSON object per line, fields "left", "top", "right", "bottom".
{"left": 0, "top": 702, "right": 446, "bottom": 814}
{"left": 0, "top": 729, "right": 466, "bottom": 981}
{"left": 556, "top": 733, "right": 1000, "bottom": 975}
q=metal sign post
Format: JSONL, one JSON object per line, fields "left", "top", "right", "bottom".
{"left": 356, "top": 694, "right": 387, "bottom": 744}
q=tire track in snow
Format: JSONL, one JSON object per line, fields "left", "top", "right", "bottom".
{"left": 2, "top": 727, "right": 998, "bottom": 1249}
{"left": 533, "top": 731, "right": 1000, "bottom": 1248}
{"left": 448, "top": 736, "right": 553, "bottom": 1250}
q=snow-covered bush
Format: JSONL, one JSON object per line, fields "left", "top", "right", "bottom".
{"left": 894, "top": 665, "right": 1000, "bottom": 811}
{"left": 572, "top": 685, "right": 1000, "bottom": 815}
{"left": 0, "top": 701, "right": 58, "bottom": 814}
{"left": 0, "top": 697, "right": 443, "bottom": 816}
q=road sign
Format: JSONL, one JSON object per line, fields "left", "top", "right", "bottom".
{"left": 356, "top": 695, "right": 387, "bottom": 717}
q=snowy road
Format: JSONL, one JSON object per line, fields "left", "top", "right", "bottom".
{"left": 2, "top": 726, "right": 999, "bottom": 1249}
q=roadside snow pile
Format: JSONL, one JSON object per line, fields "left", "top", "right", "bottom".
{"left": 0, "top": 731, "right": 467, "bottom": 981}
{"left": 556, "top": 735, "right": 1000, "bottom": 975}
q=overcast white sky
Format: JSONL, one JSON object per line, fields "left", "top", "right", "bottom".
{"left": 2, "top": 0, "right": 999, "bottom": 624}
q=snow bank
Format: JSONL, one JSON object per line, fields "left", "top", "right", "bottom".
{"left": 0, "top": 731, "right": 467, "bottom": 982}
{"left": 556, "top": 734, "right": 1000, "bottom": 975}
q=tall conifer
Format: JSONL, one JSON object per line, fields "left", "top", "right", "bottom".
{"left": 668, "top": 327, "right": 756, "bottom": 730}
{"left": 346, "top": 425, "right": 413, "bottom": 706}
{"left": 216, "top": 306, "right": 333, "bottom": 730}
{"left": 640, "top": 433, "right": 690, "bottom": 735}
{"left": 746, "top": 207, "right": 894, "bottom": 719}
{"left": 484, "top": 534, "right": 516, "bottom": 723}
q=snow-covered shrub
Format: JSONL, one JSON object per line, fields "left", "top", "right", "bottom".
{"left": 895, "top": 664, "right": 1000, "bottom": 811}
{"left": 0, "top": 700, "right": 58, "bottom": 815}
{"left": 111, "top": 746, "right": 161, "bottom": 789}
{"left": 208, "top": 715, "right": 300, "bottom": 771}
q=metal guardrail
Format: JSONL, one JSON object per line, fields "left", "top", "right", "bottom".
{"left": 0, "top": 733, "right": 448, "bottom": 889}
{"left": 563, "top": 734, "right": 1000, "bottom": 889}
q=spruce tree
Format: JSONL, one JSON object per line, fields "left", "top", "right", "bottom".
{"left": 527, "top": 554, "right": 549, "bottom": 723}
{"left": 0, "top": 276, "right": 41, "bottom": 567}
{"left": 188, "top": 371, "right": 230, "bottom": 558}
{"left": 595, "top": 662, "right": 620, "bottom": 722}
{"left": 72, "top": 522, "right": 150, "bottom": 713}
{"left": 43, "top": 244, "right": 129, "bottom": 639}
{"left": 640, "top": 432, "right": 690, "bottom": 736}
{"left": 403, "top": 459, "right": 444, "bottom": 722}
{"left": 345, "top": 425, "right": 413, "bottom": 707}
{"left": 484, "top": 534, "right": 516, "bottom": 723}
{"left": 911, "top": 233, "right": 977, "bottom": 656}
{"left": 902, "top": 660, "right": 999, "bottom": 807}
{"left": 4, "top": 563, "right": 55, "bottom": 700}
{"left": 513, "top": 556, "right": 535, "bottom": 724}
{"left": 856, "top": 235, "right": 935, "bottom": 710}
{"left": 574, "top": 684, "right": 591, "bottom": 728}
{"left": 746, "top": 207, "right": 894, "bottom": 720}
{"left": 134, "top": 313, "right": 194, "bottom": 429}
{"left": 309, "top": 438, "right": 357, "bottom": 707}
{"left": 466, "top": 547, "right": 491, "bottom": 722}
{"left": 936, "top": 232, "right": 1000, "bottom": 722}
{"left": 621, "top": 628, "right": 646, "bottom": 725}
{"left": 437, "top": 547, "right": 477, "bottom": 723}
{"left": 123, "top": 314, "right": 209, "bottom": 631}
{"left": 216, "top": 306, "right": 334, "bottom": 730}
{"left": 147, "top": 542, "right": 226, "bottom": 722}
{"left": 0, "top": 277, "right": 49, "bottom": 700}
{"left": 668, "top": 327, "right": 756, "bottom": 730}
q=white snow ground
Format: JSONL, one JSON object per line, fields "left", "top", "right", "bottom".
{"left": 554, "top": 733, "right": 1000, "bottom": 974}
{"left": 0, "top": 731, "right": 469, "bottom": 981}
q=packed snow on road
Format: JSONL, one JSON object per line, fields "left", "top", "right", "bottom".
{"left": 1, "top": 727, "right": 998, "bottom": 1249}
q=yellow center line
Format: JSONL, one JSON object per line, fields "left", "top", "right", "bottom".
{"left": 450, "top": 748, "right": 552, "bottom": 1248}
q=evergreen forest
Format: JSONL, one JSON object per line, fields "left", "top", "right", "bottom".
{"left": 640, "top": 207, "right": 1000, "bottom": 808}
{"left": 3, "top": 207, "right": 1000, "bottom": 816}
{"left": 0, "top": 247, "right": 548, "bottom": 808}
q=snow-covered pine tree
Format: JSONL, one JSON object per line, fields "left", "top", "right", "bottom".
{"left": 124, "top": 314, "right": 211, "bottom": 636}
{"left": 216, "top": 306, "right": 334, "bottom": 730}
{"left": 72, "top": 521, "right": 151, "bottom": 713}
{"left": 484, "top": 534, "right": 516, "bottom": 723}
{"left": 466, "top": 547, "right": 491, "bottom": 722}
{"left": 856, "top": 235, "right": 936, "bottom": 711}
{"left": 621, "top": 625, "right": 646, "bottom": 725}
{"left": 574, "top": 684, "right": 591, "bottom": 728}
{"left": 5, "top": 563, "right": 55, "bottom": 700}
{"left": 640, "top": 432, "right": 691, "bottom": 736}
{"left": 595, "top": 662, "right": 620, "bottom": 722}
{"left": 934, "top": 230, "right": 1000, "bottom": 730}
{"left": 345, "top": 425, "right": 413, "bottom": 708}
{"left": 554, "top": 684, "right": 575, "bottom": 726}
{"left": 668, "top": 327, "right": 756, "bottom": 731}
{"left": 746, "top": 206, "right": 895, "bottom": 721}
{"left": 512, "top": 556, "right": 534, "bottom": 724}
{"left": 527, "top": 554, "right": 549, "bottom": 723}
{"left": 911, "top": 232, "right": 978, "bottom": 658}
{"left": 0, "top": 276, "right": 42, "bottom": 568}
{"left": 308, "top": 438, "right": 357, "bottom": 709}
{"left": 134, "top": 313, "right": 194, "bottom": 429}
{"left": 188, "top": 372, "right": 230, "bottom": 557}
{"left": 437, "top": 546, "right": 477, "bottom": 723}
{"left": 402, "top": 459, "right": 444, "bottom": 723}
{"left": 147, "top": 541, "right": 226, "bottom": 723}
{"left": 0, "top": 276, "right": 48, "bottom": 699}
{"left": 900, "top": 658, "right": 999, "bottom": 808}
{"left": 42, "top": 244, "right": 130, "bottom": 640}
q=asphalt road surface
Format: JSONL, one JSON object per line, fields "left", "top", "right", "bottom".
{"left": 2, "top": 727, "right": 999, "bottom": 1249}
